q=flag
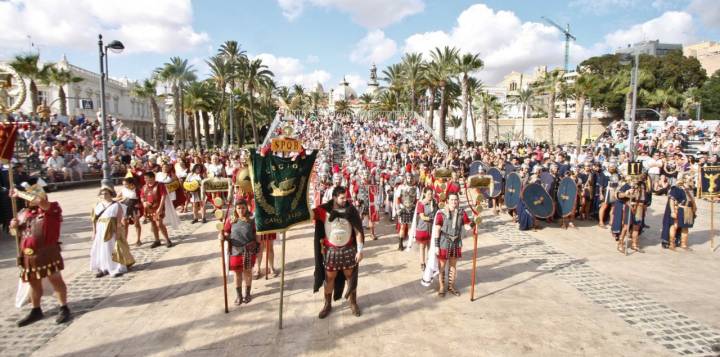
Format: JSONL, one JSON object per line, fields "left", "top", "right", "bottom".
{"left": 250, "top": 149, "right": 317, "bottom": 234}
{"left": 0, "top": 122, "right": 18, "bottom": 163}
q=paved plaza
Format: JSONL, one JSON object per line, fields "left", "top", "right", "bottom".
{"left": 0, "top": 186, "right": 719, "bottom": 357}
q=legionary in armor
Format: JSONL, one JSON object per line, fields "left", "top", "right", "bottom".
{"left": 612, "top": 176, "right": 645, "bottom": 254}
{"left": 10, "top": 182, "right": 71, "bottom": 327}
{"left": 433, "top": 193, "right": 475, "bottom": 297}
{"left": 661, "top": 175, "right": 697, "bottom": 251}
{"left": 140, "top": 171, "right": 174, "bottom": 248}
{"left": 220, "top": 199, "right": 260, "bottom": 305}
{"left": 394, "top": 173, "right": 418, "bottom": 251}
{"left": 313, "top": 187, "right": 365, "bottom": 319}
{"left": 598, "top": 162, "right": 620, "bottom": 229}
{"left": 352, "top": 169, "right": 379, "bottom": 239}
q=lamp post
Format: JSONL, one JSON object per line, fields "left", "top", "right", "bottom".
{"left": 98, "top": 34, "right": 124, "bottom": 186}
{"left": 621, "top": 50, "right": 640, "bottom": 161}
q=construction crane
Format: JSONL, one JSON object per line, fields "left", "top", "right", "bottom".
{"left": 541, "top": 16, "right": 576, "bottom": 73}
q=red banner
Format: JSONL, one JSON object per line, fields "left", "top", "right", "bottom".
{"left": 0, "top": 122, "right": 18, "bottom": 163}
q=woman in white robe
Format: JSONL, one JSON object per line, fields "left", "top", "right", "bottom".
{"left": 91, "top": 185, "right": 135, "bottom": 278}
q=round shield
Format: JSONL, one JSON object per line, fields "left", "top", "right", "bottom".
{"left": 521, "top": 183, "right": 555, "bottom": 219}
{"left": 504, "top": 172, "right": 522, "bottom": 210}
{"left": 556, "top": 177, "right": 578, "bottom": 217}
{"left": 214, "top": 210, "right": 225, "bottom": 220}
{"left": 213, "top": 197, "right": 224, "bottom": 207}
{"left": 215, "top": 222, "right": 224, "bottom": 231}
{"left": 540, "top": 172, "right": 555, "bottom": 193}
{"left": 183, "top": 181, "right": 200, "bottom": 192}
{"left": 468, "top": 160, "right": 486, "bottom": 177}
{"left": 487, "top": 167, "right": 504, "bottom": 198}
{"left": 504, "top": 162, "right": 516, "bottom": 176}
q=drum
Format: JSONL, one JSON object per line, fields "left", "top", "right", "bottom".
{"left": 183, "top": 181, "right": 200, "bottom": 192}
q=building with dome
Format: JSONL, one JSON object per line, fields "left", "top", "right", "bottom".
{"left": 329, "top": 77, "right": 357, "bottom": 106}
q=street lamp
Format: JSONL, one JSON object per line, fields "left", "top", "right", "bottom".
{"left": 620, "top": 50, "right": 640, "bottom": 161}
{"left": 98, "top": 34, "right": 124, "bottom": 187}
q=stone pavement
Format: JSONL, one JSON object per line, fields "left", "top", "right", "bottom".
{"left": 0, "top": 186, "right": 718, "bottom": 356}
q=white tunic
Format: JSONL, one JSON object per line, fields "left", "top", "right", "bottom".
{"left": 90, "top": 201, "right": 127, "bottom": 275}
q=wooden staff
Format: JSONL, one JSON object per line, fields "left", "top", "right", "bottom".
{"left": 470, "top": 225, "right": 478, "bottom": 301}
{"left": 265, "top": 239, "right": 269, "bottom": 280}
{"left": 220, "top": 237, "right": 228, "bottom": 313}
{"left": 278, "top": 232, "right": 286, "bottom": 329}
{"left": 711, "top": 199, "right": 715, "bottom": 252}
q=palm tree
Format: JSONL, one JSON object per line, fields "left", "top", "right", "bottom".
{"left": 184, "top": 81, "right": 216, "bottom": 150}
{"left": 207, "top": 54, "right": 233, "bottom": 147}
{"left": 131, "top": 79, "right": 163, "bottom": 148}
{"left": 641, "top": 88, "right": 680, "bottom": 121}
{"left": 290, "top": 84, "right": 306, "bottom": 112}
{"left": 154, "top": 57, "right": 196, "bottom": 148}
{"left": 535, "top": 69, "right": 564, "bottom": 145}
{"left": 475, "top": 91, "right": 499, "bottom": 146}
{"left": 566, "top": 73, "right": 599, "bottom": 157}
{"left": 382, "top": 63, "right": 404, "bottom": 102}
{"left": 466, "top": 77, "right": 482, "bottom": 143}
{"left": 449, "top": 115, "right": 462, "bottom": 142}
{"left": 309, "top": 90, "right": 324, "bottom": 114}
{"left": 219, "top": 41, "right": 248, "bottom": 147}
{"left": 275, "top": 86, "right": 292, "bottom": 110}
{"left": 401, "top": 53, "right": 426, "bottom": 115}
{"left": 359, "top": 93, "right": 374, "bottom": 112}
{"left": 334, "top": 100, "right": 352, "bottom": 117}
{"left": 430, "top": 46, "right": 460, "bottom": 142}
{"left": 9, "top": 53, "right": 53, "bottom": 115}
{"left": 456, "top": 52, "right": 484, "bottom": 144}
{"left": 376, "top": 89, "right": 399, "bottom": 112}
{"left": 243, "top": 58, "right": 274, "bottom": 146}
{"left": 45, "top": 66, "right": 82, "bottom": 117}
{"left": 513, "top": 88, "right": 535, "bottom": 140}
{"left": 424, "top": 61, "right": 445, "bottom": 131}
{"left": 491, "top": 100, "right": 503, "bottom": 143}
{"left": 611, "top": 67, "right": 654, "bottom": 120}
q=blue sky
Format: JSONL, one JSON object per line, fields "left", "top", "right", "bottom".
{"left": 1, "top": 0, "right": 718, "bottom": 91}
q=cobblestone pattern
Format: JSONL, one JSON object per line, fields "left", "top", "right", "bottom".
{"left": 486, "top": 217, "right": 720, "bottom": 357}
{"left": 0, "top": 222, "right": 199, "bottom": 357}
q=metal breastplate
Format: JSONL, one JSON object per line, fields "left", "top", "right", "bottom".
{"left": 401, "top": 187, "right": 416, "bottom": 208}
{"left": 440, "top": 210, "right": 463, "bottom": 240}
{"left": 357, "top": 185, "right": 369, "bottom": 203}
{"left": 229, "top": 220, "right": 255, "bottom": 255}
{"left": 22, "top": 214, "right": 44, "bottom": 241}
{"left": 325, "top": 212, "right": 352, "bottom": 247}
{"left": 416, "top": 201, "right": 434, "bottom": 232}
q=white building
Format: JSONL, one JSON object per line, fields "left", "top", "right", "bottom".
{"left": 1, "top": 55, "right": 168, "bottom": 144}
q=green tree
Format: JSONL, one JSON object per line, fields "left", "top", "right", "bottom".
{"left": 401, "top": 53, "right": 426, "bottom": 115}
{"left": 641, "top": 88, "right": 681, "bottom": 120}
{"left": 9, "top": 53, "right": 53, "bottom": 115}
{"left": 456, "top": 52, "right": 484, "bottom": 144}
{"left": 512, "top": 88, "right": 535, "bottom": 140}
{"left": 207, "top": 54, "right": 233, "bottom": 147}
{"left": 131, "top": 79, "right": 163, "bottom": 148}
{"left": 334, "top": 99, "right": 352, "bottom": 117}
{"left": 45, "top": 66, "right": 82, "bottom": 117}
{"left": 566, "top": 72, "right": 600, "bottom": 156}
{"left": 535, "top": 69, "right": 564, "bottom": 145}
{"left": 430, "top": 46, "right": 460, "bottom": 142}
{"left": 154, "top": 57, "right": 196, "bottom": 148}
{"left": 359, "top": 93, "right": 374, "bottom": 112}
{"left": 698, "top": 70, "right": 720, "bottom": 119}
{"left": 243, "top": 58, "right": 274, "bottom": 146}
{"left": 218, "top": 41, "right": 248, "bottom": 147}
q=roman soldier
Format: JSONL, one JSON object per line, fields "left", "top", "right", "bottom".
{"left": 433, "top": 193, "right": 475, "bottom": 297}
{"left": 221, "top": 199, "right": 260, "bottom": 305}
{"left": 10, "top": 181, "right": 71, "bottom": 327}
{"left": 313, "top": 186, "right": 364, "bottom": 319}
{"left": 660, "top": 174, "right": 697, "bottom": 251}
{"left": 598, "top": 162, "right": 620, "bottom": 229}
{"left": 140, "top": 171, "right": 174, "bottom": 248}
{"left": 410, "top": 187, "right": 437, "bottom": 271}
{"left": 394, "top": 173, "right": 418, "bottom": 251}
{"left": 577, "top": 162, "right": 595, "bottom": 220}
{"left": 613, "top": 176, "right": 644, "bottom": 254}
{"left": 352, "top": 169, "right": 379, "bottom": 239}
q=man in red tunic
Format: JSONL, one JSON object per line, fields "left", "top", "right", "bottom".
{"left": 140, "top": 171, "right": 174, "bottom": 248}
{"left": 10, "top": 184, "right": 70, "bottom": 327}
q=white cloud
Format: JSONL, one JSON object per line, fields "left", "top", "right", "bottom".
{"left": 350, "top": 30, "right": 397, "bottom": 65}
{"left": 403, "top": 4, "right": 600, "bottom": 84}
{"left": 0, "top": 0, "right": 209, "bottom": 54}
{"left": 305, "top": 55, "right": 320, "bottom": 64}
{"left": 688, "top": 0, "right": 720, "bottom": 29}
{"left": 344, "top": 73, "right": 368, "bottom": 94}
{"left": 276, "top": 0, "right": 424, "bottom": 28}
{"left": 603, "top": 11, "right": 696, "bottom": 50}
{"left": 253, "top": 53, "right": 331, "bottom": 89}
